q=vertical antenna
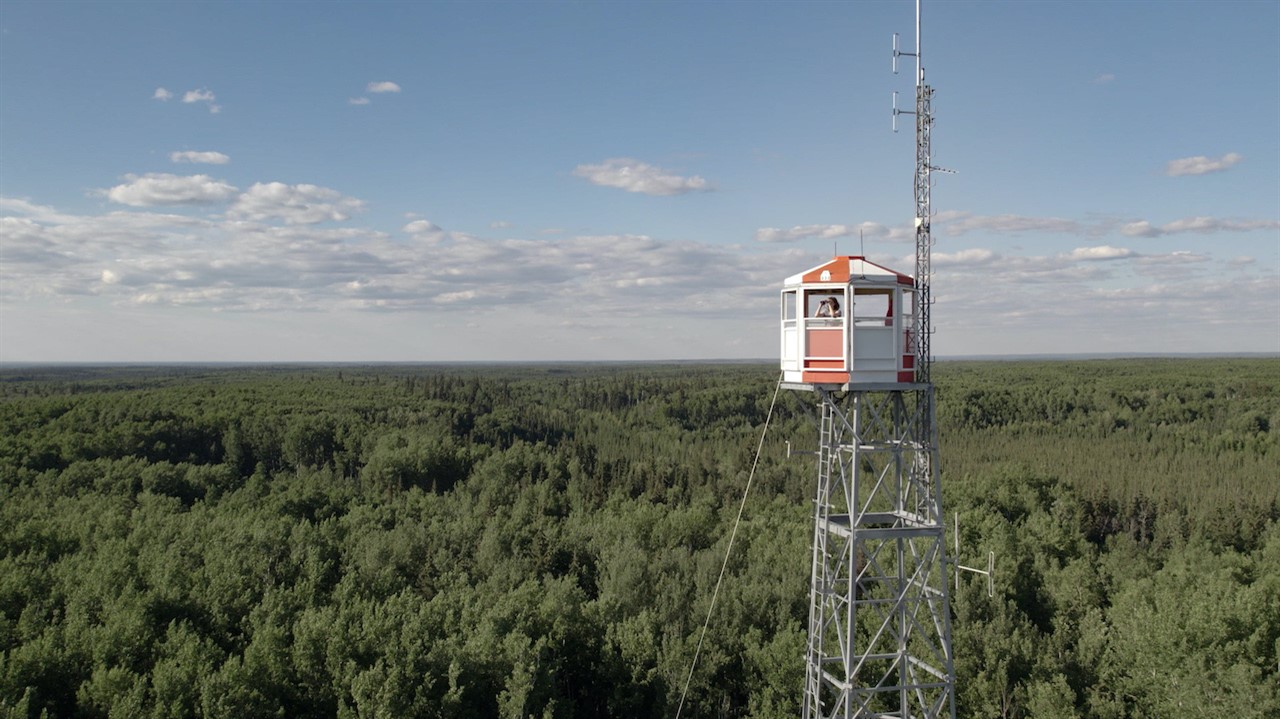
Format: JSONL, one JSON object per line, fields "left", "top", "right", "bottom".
{"left": 892, "top": 0, "right": 932, "bottom": 384}
{"left": 916, "top": 0, "right": 922, "bottom": 86}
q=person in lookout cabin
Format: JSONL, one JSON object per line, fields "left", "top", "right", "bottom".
{"left": 816, "top": 297, "right": 841, "bottom": 318}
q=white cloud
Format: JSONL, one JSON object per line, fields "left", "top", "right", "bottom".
{"left": 403, "top": 220, "right": 442, "bottom": 235}
{"left": 0, "top": 216, "right": 69, "bottom": 270}
{"left": 153, "top": 87, "right": 173, "bottom": 101}
{"left": 755, "top": 224, "right": 854, "bottom": 243}
{"left": 1165, "top": 152, "right": 1242, "bottom": 177}
{"left": 1163, "top": 217, "right": 1226, "bottom": 234}
{"left": 0, "top": 197, "right": 78, "bottom": 225}
{"left": 402, "top": 220, "right": 448, "bottom": 245}
{"left": 1162, "top": 216, "right": 1277, "bottom": 234}
{"left": 170, "top": 150, "right": 230, "bottom": 165}
{"left": 1066, "top": 245, "right": 1136, "bottom": 261}
{"left": 349, "top": 97, "right": 370, "bottom": 106}
{"left": 1134, "top": 251, "right": 1212, "bottom": 280}
{"left": 435, "top": 290, "right": 478, "bottom": 304}
{"left": 182, "top": 88, "right": 215, "bottom": 103}
{"left": 181, "top": 88, "right": 221, "bottom": 113}
{"left": 1120, "top": 220, "right": 1159, "bottom": 238}
{"left": 573, "top": 158, "right": 712, "bottom": 196}
{"left": 940, "top": 212, "right": 1082, "bottom": 236}
{"left": 1121, "top": 216, "right": 1280, "bottom": 237}
{"left": 367, "top": 81, "right": 401, "bottom": 93}
{"left": 933, "top": 248, "right": 997, "bottom": 266}
{"left": 228, "top": 182, "right": 366, "bottom": 225}
{"left": 105, "top": 173, "right": 238, "bottom": 206}
{"left": 920, "top": 211, "right": 1279, "bottom": 243}
{"left": 755, "top": 221, "right": 911, "bottom": 244}
{"left": 1092, "top": 73, "right": 1116, "bottom": 84}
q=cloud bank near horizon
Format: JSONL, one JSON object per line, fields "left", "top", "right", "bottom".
{"left": 3, "top": 186, "right": 1275, "bottom": 348}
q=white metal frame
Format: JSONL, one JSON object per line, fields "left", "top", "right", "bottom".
{"left": 801, "top": 387, "right": 956, "bottom": 719}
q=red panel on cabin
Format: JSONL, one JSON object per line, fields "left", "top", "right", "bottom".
{"left": 898, "top": 371, "right": 915, "bottom": 383}
{"left": 806, "top": 329, "right": 843, "bottom": 358}
{"left": 903, "top": 354, "right": 915, "bottom": 369}
{"left": 803, "top": 371, "right": 850, "bottom": 384}
{"left": 804, "top": 360, "right": 844, "bottom": 369}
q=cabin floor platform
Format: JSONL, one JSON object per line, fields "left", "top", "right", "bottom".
{"left": 781, "top": 381, "right": 928, "bottom": 393}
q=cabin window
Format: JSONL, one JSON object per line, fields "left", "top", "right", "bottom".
{"left": 853, "top": 289, "right": 891, "bottom": 326}
{"left": 783, "top": 291, "right": 797, "bottom": 321}
{"left": 807, "top": 291, "right": 843, "bottom": 324}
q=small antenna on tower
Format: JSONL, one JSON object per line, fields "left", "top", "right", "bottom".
{"left": 890, "top": 3, "right": 923, "bottom": 127}
{"left": 890, "top": 1, "right": 922, "bottom": 84}
{"left": 954, "top": 513, "right": 996, "bottom": 597}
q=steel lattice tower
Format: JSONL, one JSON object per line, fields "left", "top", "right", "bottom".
{"left": 792, "top": 2, "right": 956, "bottom": 717}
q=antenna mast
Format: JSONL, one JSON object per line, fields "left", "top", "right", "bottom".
{"left": 893, "top": 0, "right": 934, "bottom": 384}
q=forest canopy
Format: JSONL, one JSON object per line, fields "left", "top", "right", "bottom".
{"left": 1, "top": 358, "right": 1277, "bottom": 718}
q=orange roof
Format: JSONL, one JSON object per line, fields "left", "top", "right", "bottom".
{"left": 784, "top": 256, "right": 914, "bottom": 286}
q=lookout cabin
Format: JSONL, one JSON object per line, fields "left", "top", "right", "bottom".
{"left": 780, "top": 255, "right": 918, "bottom": 388}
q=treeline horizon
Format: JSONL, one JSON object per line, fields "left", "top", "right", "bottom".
{"left": 1, "top": 358, "right": 1277, "bottom": 718}
{"left": 4, "top": 350, "right": 1277, "bottom": 368}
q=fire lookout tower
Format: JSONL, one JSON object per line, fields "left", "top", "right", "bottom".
{"left": 781, "top": 2, "right": 956, "bottom": 717}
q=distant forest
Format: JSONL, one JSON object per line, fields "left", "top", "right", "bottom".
{"left": 1, "top": 358, "right": 1277, "bottom": 718}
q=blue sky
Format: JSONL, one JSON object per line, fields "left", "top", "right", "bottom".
{"left": 2, "top": 0, "right": 1277, "bottom": 362}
